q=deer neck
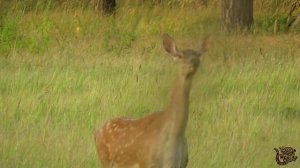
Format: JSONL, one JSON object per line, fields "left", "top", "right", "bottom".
{"left": 164, "top": 70, "right": 194, "bottom": 136}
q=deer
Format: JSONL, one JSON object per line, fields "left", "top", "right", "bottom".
{"left": 94, "top": 34, "right": 210, "bottom": 168}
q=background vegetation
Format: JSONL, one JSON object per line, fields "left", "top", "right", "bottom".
{"left": 0, "top": 0, "right": 300, "bottom": 167}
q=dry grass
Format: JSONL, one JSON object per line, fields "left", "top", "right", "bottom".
{"left": 1, "top": 4, "right": 300, "bottom": 168}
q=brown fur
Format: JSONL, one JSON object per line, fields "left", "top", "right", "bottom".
{"left": 95, "top": 34, "right": 209, "bottom": 168}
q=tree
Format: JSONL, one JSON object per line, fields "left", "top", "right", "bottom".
{"left": 95, "top": 0, "right": 116, "bottom": 15}
{"left": 103, "top": 0, "right": 116, "bottom": 15}
{"left": 221, "top": 0, "right": 253, "bottom": 32}
{"left": 287, "top": 1, "right": 300, "bottom": 30}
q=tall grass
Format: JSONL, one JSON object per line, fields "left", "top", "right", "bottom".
{"left": 1, "top": 0, "right": 299, "bottom": 55}
{"left": 1, "top": 1, "right": 300, "bottom": 168}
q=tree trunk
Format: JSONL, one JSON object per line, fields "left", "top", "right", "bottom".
{"left": 287, "top": 1, "right": 300, "bottom": 30}
{"left": 290, "top": 14, "right": 300, "bottom": 29}
{"left": 97, "top": 0, "right": 116, "bottom": 15}
{"left": 221, "top": 0, "right": 253, "bottom": 32}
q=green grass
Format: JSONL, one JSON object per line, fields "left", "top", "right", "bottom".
{"left": 1, "top": 4, "right": 300, "bottom": 168}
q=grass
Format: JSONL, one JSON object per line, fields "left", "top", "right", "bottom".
{"left": 1, "top": 3, "right": 300, "bottom": 168}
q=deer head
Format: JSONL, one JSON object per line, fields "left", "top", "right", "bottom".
{"left": 163, "top": 34, "right": 209, "bottom": 78}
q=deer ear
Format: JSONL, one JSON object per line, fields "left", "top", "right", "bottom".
{"left": 163, "top": 34, "right": 182, "bottom": 59}
{"left": 199, "top": 35, "right": 210, "bottom": 54}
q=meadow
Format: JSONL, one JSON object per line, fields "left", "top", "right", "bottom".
{"left": 1, "top": 1, "right": 300, "bottom": 167}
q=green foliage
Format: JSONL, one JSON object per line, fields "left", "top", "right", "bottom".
{"left": 101, "top": 17, "right": 137, "bottom": 53}
{"left": 17, "top": 0, "right": 87, "bottom": 11}
{"left": 1, "top": 0, "right": 300, "bottom": 56}
{"left": 0, "top": 13, "right": 53, "bottom": 55}
{"left": 0, "top": 14, "right": 21, "bottom": 55}
{"left": 27, "top": 15, "right": 54, "bottom": 53}
{"left": 254, "top": 16, "right": 288, "bottom": 34}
